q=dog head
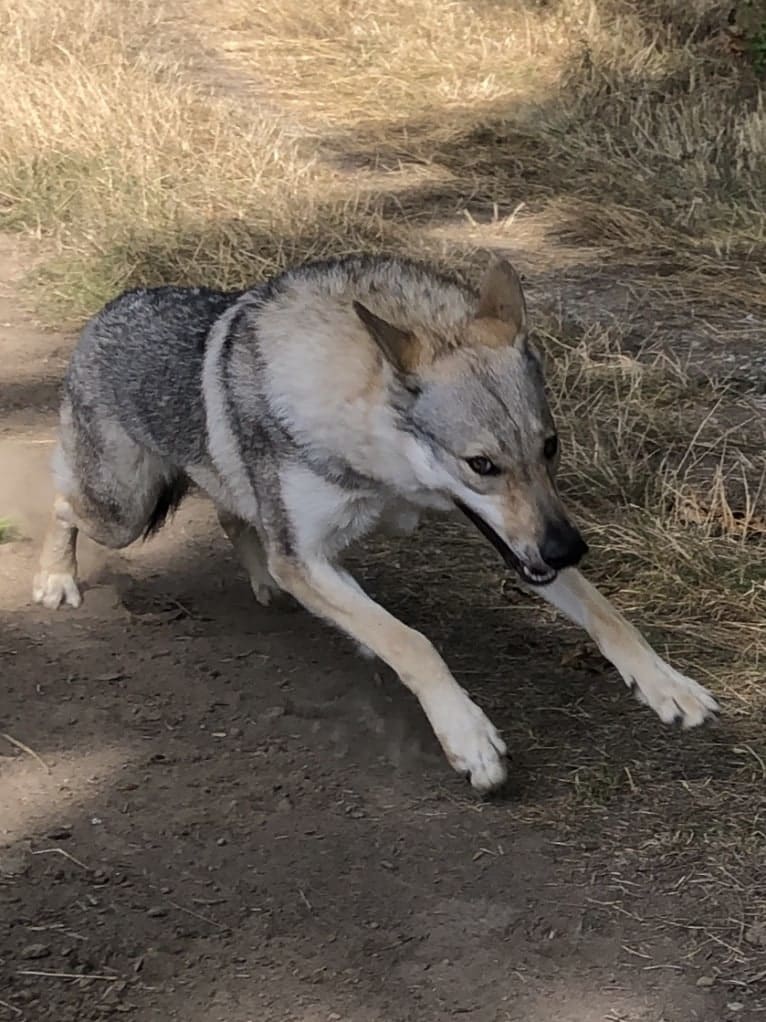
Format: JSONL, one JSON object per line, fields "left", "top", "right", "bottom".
{"left": 353, "top": 258, "right": 587, "bottom": 584}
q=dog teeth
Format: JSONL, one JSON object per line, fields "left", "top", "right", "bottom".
{"left": 522, "top": 566, "right": 556, "bottom": 584}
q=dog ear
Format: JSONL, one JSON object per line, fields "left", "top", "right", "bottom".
{"left": 353, "top": 301, "right": 420, "bottom": 374}
{"left": 475, "top": 259, "right": 527, "bottom": 342}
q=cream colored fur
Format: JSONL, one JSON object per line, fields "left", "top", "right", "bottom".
{"left": 34, "top": 255, "right": 719, "bottom": 794}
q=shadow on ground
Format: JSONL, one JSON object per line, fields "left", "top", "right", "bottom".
{"left": 1, "top": 499, "right": 758, "bottom": 1021}
{"left": 2, "top": 6, "right": 764, "bottom": 1015}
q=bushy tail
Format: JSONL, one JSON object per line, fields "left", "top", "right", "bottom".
{"left": 142, "top": 474, "right": 190, "bottom": 539}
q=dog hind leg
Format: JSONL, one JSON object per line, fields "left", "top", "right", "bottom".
{"left": 217, "top": 511, "right": 285, "bottom": 607}
{"left": 34, "top": 407, "right": 185, "bottom": 609}
{"left": 33, "top": 494, "right": 82, "bottom": 609}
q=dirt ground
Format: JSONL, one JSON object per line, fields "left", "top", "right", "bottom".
{"left": 0, "top": 228, "right": 763, "bottom": 1022}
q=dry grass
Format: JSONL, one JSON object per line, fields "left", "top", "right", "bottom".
{"left": 206, "top": 0, "right": 766, "bottom": 310}
{"left": 0, "top": 0, "right": 765, "bottom": 987}
{"left": 2, "top": 0, "right": 764, "bottom": 315}
{"left": 549, "top": 324, "right": 764, "bottom": 705}
{"left": 0, "top": 517, "right": 17, "bottom": 543}
{"left": 0, "top": 0, "right": 400, "bottom": 312}
{"left": 0, "top": 12, "right": 762, "bottom": 636}
{"left": 0, "top": 0, "right": 762, "bottom": 699}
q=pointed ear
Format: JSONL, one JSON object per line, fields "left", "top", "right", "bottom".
{"left": 353, "top": 301, "right": 420, "bottom": 374}
{"left": 475, "top": 259, "right": 527, "bottom": 340}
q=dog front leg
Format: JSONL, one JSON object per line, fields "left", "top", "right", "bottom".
{"left": 269, "top": 554, "right": 507, "bottom": 792}
{"left": 535, "top": 569, "right": 719, "bottom": 726}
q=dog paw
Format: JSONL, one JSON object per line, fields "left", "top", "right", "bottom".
{"left": 428, "top": 689, "right": 507, "bottom": 793}
{"left": 33, "top": 571, "right": 82, "bottom": 610}
{"left": 251, "top": 579, "right": 297, "bottom": 610}
{"left": 252, "top": 581, "right": 277, "bottom": 607}
{"left": 628, "top": 655, "right": 719, "bottom": 728}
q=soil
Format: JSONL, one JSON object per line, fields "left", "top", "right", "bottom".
{"left": 0, "top": 234, "right": 763, "bottom": 1022}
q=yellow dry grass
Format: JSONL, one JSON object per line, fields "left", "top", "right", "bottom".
{"left": 0, "top": 0, "right": 763, "bottom": 712}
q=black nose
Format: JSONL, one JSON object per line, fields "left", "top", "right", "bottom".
{"left": 540, "top": 520, "right": 589, "bottom": 570}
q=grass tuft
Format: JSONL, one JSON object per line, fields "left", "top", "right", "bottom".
{"left": 0, "top": 518, "right": 18, "bottom": 544}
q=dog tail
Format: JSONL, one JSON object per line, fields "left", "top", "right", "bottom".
{"left": 142, "top": 474, "right": 190, "bottom": 540}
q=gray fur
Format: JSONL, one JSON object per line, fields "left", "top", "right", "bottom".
{"left": 52, "top": 256, "right": 556, "bottom": 562}
{"left": 34, "top": 254, "right": 718, "bottom": 794}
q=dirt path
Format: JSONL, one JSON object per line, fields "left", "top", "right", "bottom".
{"left": 2, "top": 238, "right": 763, "bottom": 1021}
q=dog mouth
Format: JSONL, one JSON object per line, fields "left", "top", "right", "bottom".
{"left": 518, "top": 564, "right": 558, "bottom": 585}
{"left": 454, "top": 501, "right": 558, "bottom": 587}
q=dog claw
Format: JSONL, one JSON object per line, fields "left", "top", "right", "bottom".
{"left": 625, "top": 656, "right": 718, "bottom": 729}
{"left": 33, "top": 571, "right": 82, "bottom": 610}
{"left": 426, "top": 687, "right": 508, "bottom": 794}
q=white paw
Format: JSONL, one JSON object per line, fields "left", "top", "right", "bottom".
{"left": 427, "top": 688, "right": 507, "bottom": 793}
{"left": 627, "top": 655, "right": 719, "bottom": 728}
{"left": 33, "top": 571, "right": 82, "bottom": 610}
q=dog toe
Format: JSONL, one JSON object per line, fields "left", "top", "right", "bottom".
{"left": 33, "top": 572, "right": 82, "bottom": 610}
{"left": 429, "top": 688, "right": 508, "bottom": 794}
{"left": 630, "top": 656, "right": 718, "bottom": 729}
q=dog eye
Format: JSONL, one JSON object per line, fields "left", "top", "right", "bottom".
{"left": 543, "top": 435, "right": 559, "bottom": 460}
{"left": 466, "top": 456, "right": 499, "bottom": 476}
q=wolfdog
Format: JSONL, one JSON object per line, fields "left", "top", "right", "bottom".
{"left": 33, "top": 255, "right": 718, "bottom": 791}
